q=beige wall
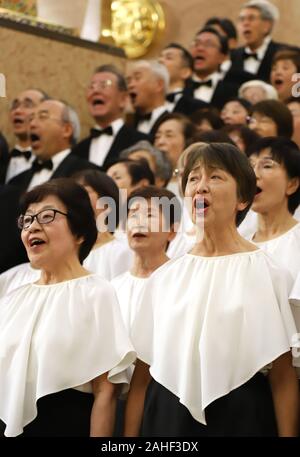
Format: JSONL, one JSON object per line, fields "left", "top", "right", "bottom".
{"left": 145, "top": 0, "right": 300, "bottom": 58}
{"left": 0, "top": 26, "right": 125, "bottom": 147}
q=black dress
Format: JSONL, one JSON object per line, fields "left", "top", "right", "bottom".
{"left": 141, "top": 374, "right": 278, "bottom": 437}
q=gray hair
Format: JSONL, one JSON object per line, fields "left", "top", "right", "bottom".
{"left": 133, "top": 60, "right": 170, "bottom": 95}
{"left": 239, "top": 79, "right": 278, "bottom": 100}
{"left": 242, "top": 0, "right": 280, "bottom": 22}
{"left": 61, "top": 104, "right": 81, "bottom": 146}
{"left": 120, "top": 140, "right": 173, "bottom": 185}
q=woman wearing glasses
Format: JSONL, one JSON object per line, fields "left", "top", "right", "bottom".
{"left": 0, "top": 178, "right": 135, "bottom": 437}
{"left": 248, "top": 136, "right": 300, "bottom": 281}
{"left": 124, "top": 142, "right": 299, "bottom": 437}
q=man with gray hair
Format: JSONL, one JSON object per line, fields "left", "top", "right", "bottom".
{"left": 9, "top": 99, "right": 97, "bottom": 192}
{"left": 126, "top": 60, "right": 170, "bottom": 138}
{"left": 232, "top": 0, "right": 298, "bottom": 82}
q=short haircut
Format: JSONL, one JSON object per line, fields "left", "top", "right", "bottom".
{"left": 181, "top": 142, "right": 257, "bottom": 226}
{"left": 19, "top": 178, "right": 97, "bottom": 263}
{"left": 205, "top": 17, "right": 237, "bottom": 40}
{"left": 164, "top": 42, "right": 194, "bottom": 70}
{"left": 61, "top": 102, "right": 81, "bottom": 145}
{"left": 93, "top": 64, "right": 127, "bottom": 91}
{"left": 191, "top": 108, "right": 224, "bottom": 130}
{"left": 272, "top": 49, "right": 300, "bottom": 73}
{"left": 286, "top": 96, "right": 300, "bottom": 105}
{"left": 251, "top": 100, "right": 294, "bottom": 138}
{"left": 193, "top": 129, "right": 236, "bottom": 145}
{"left": 72, "top": 169, "right": 120, "bottom": 231}
{"left": 248, "top": 136, "right": 300, "bottom": 214}
{"left": 120, "top": 140, "right": 173, "bottom": 186}
{"left": 152, "top": 112, "right": 197, "bottom": 146}
{"left": 128, "top": 185, "right": 182, "bottom": 229}
{"left": 108, "top": 158, "right": 155, "bottom": 186}
{"left": 222, "top": 124, "right": 261, "bottom": 156}
{"left": 195, "top": 26, "right": 229, "bottom": 55}
{"left": 222, "top": 97, "right": 252, "bottom": 113}
{"left": 239, "top": 79, "right": 278, "bottom": 100}
{"left": 241, "top": 0, "right": 280, "bottom": 22}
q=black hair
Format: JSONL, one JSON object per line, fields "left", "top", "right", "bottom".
{"left": 107, "top": 158, "right": 155, "bottom": 186}
{"left": 205, "top": 17, "right": 237, "bottom": 40}
{"left": 93, "top": 64, "right": 127, "bottom": 91}
{"left": 19, "top": 178, "right": 97, "bottom": 263}
{"left": 251, "top": 100, "right": 294, "bottom": 138}
{"left": 195, "top": 26, "right": 229, "bottom": 55}
{"left": 163, "top": 42, "right": 194, "bottom": 70}
{"left": 248, "top": 136, "right": 300, "bottom": 214}
{"left": 181, "top": 142, "right": 257, "bottom": 226}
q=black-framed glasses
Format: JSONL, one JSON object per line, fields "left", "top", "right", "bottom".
{"left": 18, "top": 209, "right": 68, "bottom": 230}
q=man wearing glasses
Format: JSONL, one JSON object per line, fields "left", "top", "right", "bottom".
{"left": 231, "top": 0, "right": 297, "bottom": 82}
{"left": 72, "top": 64, "right": 148, "bottom": 169}
{"left": 1, "top": 89, "right": 48, "bottom": 184}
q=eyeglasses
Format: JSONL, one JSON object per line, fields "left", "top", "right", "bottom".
{"left": 249, "top": 158, "right": 280, "bottom": 173}
{"left": 238, "top": 14, "right": 262, "bottom": 22}
{"left": 247, "top": 116, "right": 275, "bottom": 126}
{"left": 10, "top": 99, "right": 36, "bottom": 111}
{"left": 18, "top": 209, "right": 68, "bottom": 230}
{"left": 28, "top": 112, "right": 63, "bottom": 123}
{"left": 87, "top": 79, "right": 114, "bottom": 91}
{"left": 191, "top": 39, "right": 220, "bottom": 50}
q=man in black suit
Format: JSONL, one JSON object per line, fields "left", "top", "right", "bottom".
{"left": 1, "top": 89, "right": 49, "bottom": 184}
{"left": 158, "top": 43, "right": 208, "bottom": 116}
{"left": 9, "top": 99, "right": 97, "bottom": 192}
{"left": 126, "top": 60, "right": 170, "bottom": 138}
{"left": 186, "top": 27, "right": 240, "bottom": 109}
{"left": 232, "top": 0, "right": 295, "bottom": 83}
{"left": 0, "top": 184, "right": 29, "bottom": 273}
{"left": 72, "top": 64, "right": 148, "bottom": 168}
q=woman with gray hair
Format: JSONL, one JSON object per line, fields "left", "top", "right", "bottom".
{"left": 239, "top": 80, "right": 278, "bottom": 104}
{"left": 120, "top": 140, "right": 172, "bottom": 187}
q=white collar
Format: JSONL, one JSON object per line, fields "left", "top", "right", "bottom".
{"left": 245, "top": 35, "right": 272, "bottom": 61}
{"left": 93, "top": 118, "right": 124, "bottom": 135}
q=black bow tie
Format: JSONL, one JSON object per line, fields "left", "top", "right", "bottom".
{"left": 135, "top": 111, "right": 152, "bottom": 123}
{"left": 90, "top": 126, "right": 113, "bottom": 138}
{"left": 31, "top": 158, "right": 53, "bottom": 172}
{"left": 10, "top": 148, "right": 32, "bottom": 161}
{"left": 243, "top": 50, "right": 259, "bottom": 60}
{"left": 192, "top": 79, "right": 213, "bottom": 90}
{"left": 166, "top": 92, "right": 183, "bottom": 103}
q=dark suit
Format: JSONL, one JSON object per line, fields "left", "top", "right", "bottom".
{"left": 172, "top": 95, "right": 208, "bottom": 116}
{"left": 72, "top": 125, "right": 148, "bottom": 168}
{"left": 0, "top": 184, "right": 28, "bottom": 273}
{"left": 184, "top": 79, "right": 240, "bottom": 110}
{"left": 231, "top": 40, "right": 299, "bottom": 83}
{"left": 0, "top": 133, "right": 9, "bottom": 184}
{"left": 8, "top": 152, "right": 98, "bottom": 192}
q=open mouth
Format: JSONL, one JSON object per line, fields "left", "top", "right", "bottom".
{"left": 132, "top": 232, "right": 147, "bottom": 238}
{"left": 13, "top": 117, "right": 24, "bottom": 126}
{"left": 30, "top": 133, "right": 41, "bottom": 147}
{"left": 274, "top": 78, "right": 284, "bottom": 87}
{"left": 243, "top": 30, "right": 251, "bottom": 37}
{"left": 256, "top": 186, "right": 262, "bottom": 195}
{"left": 129, "top": 92, "right": 137, "bottom": 103}
{"left": 194, "top": 197, "right": 209, "bottom": 212}
{"left": 92, "top": 98, "right": 105, "bottom": 106}
{"left": 29, "top": 238, "right": 45, "bottom": 247}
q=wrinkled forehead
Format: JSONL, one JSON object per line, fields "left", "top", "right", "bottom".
{"left": 36, "top": 100, "right": 64, "bottom": 116}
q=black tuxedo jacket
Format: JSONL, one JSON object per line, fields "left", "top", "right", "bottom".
{"left": 0, "top": 133, "right": 10, "bottom": 184}
{"left": 184, "top": 79, "right": 239, "bottom": 110}
{"left": 0, "top": 184, "right": 28, "bottom": 273}
{"left": 172, "top": 95, "right": 208, "bottom": 116}
{"left": 72, "top": 125, "right": 149, "bottom": 169}
{"left": 230, "top": 40, "right": 298, "bottom": 83}
{"left": 8, "top": 152, "right": 98, "bottom": 192}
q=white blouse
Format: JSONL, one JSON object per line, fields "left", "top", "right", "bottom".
{"left": 111, "top": 272, "right": 149, "bottom": 332}
{"left": 0, "top": 238, "right": 133, "bottom": 298}
{"left": 131, "top": 250, "right": 298, "bottom": 426}
{"left": 0, "top": 274, "right": 136, "bottom": 437}
{"left": 251, "top": 223, "right": 300, "bottom": 281}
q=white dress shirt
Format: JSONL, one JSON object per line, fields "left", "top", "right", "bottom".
{"left": 192, "top": 72, "right": 223, "bottom": 103}
{"left": 5, "top": 146, "right": 34, "bottom": 183}
{"left": 137, "top": 104, "right": 170, "bottom": 134}
{"left": 28, "top": 149, "right": 70, "bottom": 190}
{"left": 243, "top": 35, "right": 272, "bottom": 75}
{"left": 89, "top": 118, "right": 123, "bottom": 167}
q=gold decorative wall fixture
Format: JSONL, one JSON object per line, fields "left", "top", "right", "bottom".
{"left": 108, "top": 0, "right": 165, "bottom": 58}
